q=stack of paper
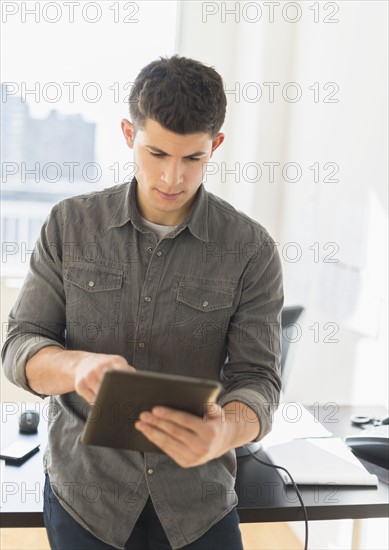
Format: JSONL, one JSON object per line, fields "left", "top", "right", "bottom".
{"left": 261, "top": 403, "right": 378, "bottom": 486}
{"left": 265, "top": 437, "right": 378, "bottom": 486}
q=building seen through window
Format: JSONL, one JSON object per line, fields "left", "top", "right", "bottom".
{"left": 1, "top": 83, "right": 99, "bottom": 276}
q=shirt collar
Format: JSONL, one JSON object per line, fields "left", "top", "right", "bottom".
{"left": 109, "top": 177, "right": 209, "bottom": 242}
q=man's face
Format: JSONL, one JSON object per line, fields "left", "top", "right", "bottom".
{"left": 121, "top": 118, "right": 224, "bottom": 225}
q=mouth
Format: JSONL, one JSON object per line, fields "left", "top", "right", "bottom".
{"left": 156, "top": 190, "right": 183, "bottom": 201}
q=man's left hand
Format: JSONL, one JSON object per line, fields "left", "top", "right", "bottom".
{"left": 135, "top": 404, "right": 230, "bottom": 468}
{"left": 135, "top": 401, "right": 260, "bottom": 468}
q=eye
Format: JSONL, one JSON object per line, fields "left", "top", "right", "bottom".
{"left": 187, "top": 157, "right": 201, "bottom": 162}
{"left": 150, "top": 152, "right": 165, "bottom": 158}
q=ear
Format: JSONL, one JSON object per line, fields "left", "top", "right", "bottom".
{"left": 121, "top": 119, "right": 135, "bottom": 149}
{"left": 210, "top": 133, "right": 225, "bottom": 157}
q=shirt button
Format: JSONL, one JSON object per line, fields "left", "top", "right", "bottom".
{"left": 147, "top": 468, "right": 154, "bottom": 475}
{"left": 144, "top": 296, "right": 151, "bottom": 303}
{"left": 138, "top": 342, "right": 145, "bottom": 349}
{"left": 88, "top": 281, "right": 95, "bottom": 287}
{"left": 156, "top": 251, "right": 162, "bottom": 257}
{"left": 147, "top": 247, "right": 153, "bottom": 253}
{"left": 202, "top": 301, "right": 209, "bottom": 308}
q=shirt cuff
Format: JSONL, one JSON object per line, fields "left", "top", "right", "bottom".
{"left": 13, "top": 338, "right": 65, "bottom": 400}
{"left": 217, "top": 388, "right": 277, "bottom": 442}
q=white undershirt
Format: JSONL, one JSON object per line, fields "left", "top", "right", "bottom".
{"left": 140, "top": 216, "right": 178, "bottom": 242}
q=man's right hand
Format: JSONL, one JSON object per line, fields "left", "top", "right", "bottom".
{"left": 74, "top": 354, "right": 136, "bottom": 403}
{"left": 25, "top": 346, "right": 135, "bottom": 401}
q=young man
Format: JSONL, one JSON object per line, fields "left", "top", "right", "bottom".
{"left": 2, "top": 56, "right": 283, "bottom": 549}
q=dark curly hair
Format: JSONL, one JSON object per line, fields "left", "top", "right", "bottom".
{"left": 129, "top": 55, "right": 227, "bottom": 138}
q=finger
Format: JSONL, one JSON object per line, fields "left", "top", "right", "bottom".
{"left": 151, "top": 407, "right": 206, "bottom": 434}
{"left": 152, "top": 407, "right": 222, "bottom": 443}
{"left": 87, "top": 370, "right": 104, "bottom": 396}
{"left": 138, "top": 413, "right": 213, "bottom": 461}
{"left": 139, "top": 413, "right": 197, "bottom": 444}
{"left": 135, "top": 421, "right": 194, "bottom": 459}
{"left": 81, "top": 387, "right": 96, "bottom": 404}
{"left": 108, "top": 362, "right": 136, "bottom": 374}
{"left": 136, "top": 422, "right": 209, "bottom": 468}
{"left": 80, "top": 369, "right": 105, "bottom": 401}
{"left": 108, "top": 356, "right": 136, "bottom": 372}
{"left": 203, "top": 402, "right": 222, "bottom": 418}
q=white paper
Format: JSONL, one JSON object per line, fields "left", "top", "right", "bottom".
{"left": 261, "top": 402, "right": 333, "bottom": 449}
{"left": 265, "top": 438, "right": 378, "bottom": 486}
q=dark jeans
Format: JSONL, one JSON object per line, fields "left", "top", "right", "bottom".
{"left": 43, "top": 474, "right": 243, "bottom": 550}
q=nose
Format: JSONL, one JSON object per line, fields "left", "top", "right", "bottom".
{"left": 161, "top": 161, "right": 184, "bottom": 188}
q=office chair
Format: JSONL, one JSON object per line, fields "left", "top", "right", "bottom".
{"left": 235, "top": 305, "right": 305, "bottom": 457}
{"left": 279, "top": 305, "right": 305, "bottom": 387}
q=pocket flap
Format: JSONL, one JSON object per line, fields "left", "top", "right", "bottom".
{"left": 177, "top": 282, "right": 234, "bottom": 311}
{"left": 64, "top": 265, "right": 123, "bottom": 292}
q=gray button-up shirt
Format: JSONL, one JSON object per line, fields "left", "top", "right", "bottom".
{"left": 2, "top": 178, "right": 283, "bottom": 549}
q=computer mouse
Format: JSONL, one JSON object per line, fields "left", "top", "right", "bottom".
{"left": 380, "top": 416, "right": 389, "bottom": 425}
{"left": 19, "top": 411, "right": 40, "bottom": 434}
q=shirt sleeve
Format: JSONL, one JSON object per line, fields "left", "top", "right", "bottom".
{"left": 1, "top": 202, "right": 66, "bottom": 400}
{"left": 217, "top": 231, "right": 284, "bottom": 442}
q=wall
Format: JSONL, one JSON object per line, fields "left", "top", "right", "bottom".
{"left": 176, "top": 1, "right": 388, "bottom": 548}
{"left": 176, "top": 0, "right": 388, "bottom": 406}
{"left": 279, "top": 1, "right": 388, "bottom": 409}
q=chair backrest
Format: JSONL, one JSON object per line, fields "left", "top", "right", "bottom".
{"left": 280, "top": 305, "right": 304, "bottom": 386}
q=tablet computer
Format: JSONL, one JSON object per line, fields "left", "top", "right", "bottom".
{"left": 81, "top": 370, "right": 222, "bottom": 453}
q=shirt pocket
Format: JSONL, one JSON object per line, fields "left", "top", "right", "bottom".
{"left": 64, "top": 265, "right": 123, "bottom": 329}
{"left": 170, "top": 281, "right": 235, "bottom": 350}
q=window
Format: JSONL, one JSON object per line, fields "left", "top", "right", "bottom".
{"left": 1, "top": 1, "right": 179, "bottom": 278}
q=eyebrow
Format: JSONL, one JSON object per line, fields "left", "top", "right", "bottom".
{"left": 145, "top": 145, "right": 207, "bottom": 158}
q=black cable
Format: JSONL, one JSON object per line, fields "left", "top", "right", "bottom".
{"left": 244, "top": 446, "right": 309, "bottom": 550}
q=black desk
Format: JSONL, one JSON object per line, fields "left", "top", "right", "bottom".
{"left": 1, "top": 403, "right": 388, "bottom": 528}
{"left": 236, "top": 405, "right": 389, "bottom": 523}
